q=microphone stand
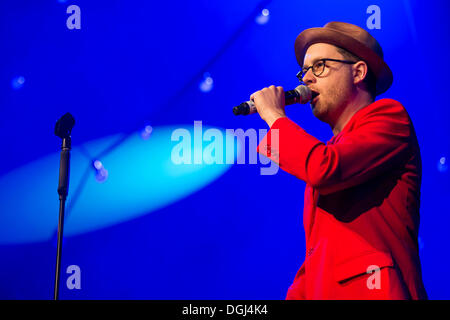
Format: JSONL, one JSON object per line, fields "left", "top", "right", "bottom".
{"left": 53, "top": 113, "right": 75, "bottom": 300}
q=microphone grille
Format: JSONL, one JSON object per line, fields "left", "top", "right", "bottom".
{"left": 295, "top": 85, "right": 312, "bottom": 103}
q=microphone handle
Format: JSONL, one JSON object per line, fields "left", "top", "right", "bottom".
{"left": 232, "top": 90, "right": 300, "bottom": 116}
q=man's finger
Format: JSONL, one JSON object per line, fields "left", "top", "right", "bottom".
{"left": 250, "top": 90, "right": 260, "bottom": 101}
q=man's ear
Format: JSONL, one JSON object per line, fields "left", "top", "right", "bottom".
{"left": 352, "top": 61, "right": 368, "bottom": 85}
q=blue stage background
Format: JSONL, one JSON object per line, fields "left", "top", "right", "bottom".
{"left": 0, "top": 0, "right": 448, "bottom": 299}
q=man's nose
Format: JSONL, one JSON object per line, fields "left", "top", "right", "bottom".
{"left": 302, "top": 68, "right": 316, "bottom": 85}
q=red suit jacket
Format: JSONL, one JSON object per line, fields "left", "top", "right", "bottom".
{"left": 257, "top": 98, "right": 427, "bottom": 299}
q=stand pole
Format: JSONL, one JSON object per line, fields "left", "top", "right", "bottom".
{"left": 53, "top": 113, "right": 75, "bottom": 300}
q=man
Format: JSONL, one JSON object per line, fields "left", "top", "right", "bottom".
{"left": 252, "top": 22, "right": 427, "bottom": 299}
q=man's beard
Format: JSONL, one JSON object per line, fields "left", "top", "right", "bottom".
{"left": 311, "top": 87, "right": 350, "bottom": 124}
{"left": 311, "top": 97, "right": 331, "bottom": 123}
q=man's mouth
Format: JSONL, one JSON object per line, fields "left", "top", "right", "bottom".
{"left": 310, "top": 90, "right": 320, "bottom": 104}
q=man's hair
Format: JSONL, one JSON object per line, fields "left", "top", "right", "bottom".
{"left": 336, "top": 46, "right": 377, "bottom": 99}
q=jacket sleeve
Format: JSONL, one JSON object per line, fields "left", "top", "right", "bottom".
{"left": 257, "top": 100, "right": 413, "bottom": 195}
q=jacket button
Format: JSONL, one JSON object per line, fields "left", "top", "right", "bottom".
{"left": 307, "top": 248, "right": 314, "bottom": 256}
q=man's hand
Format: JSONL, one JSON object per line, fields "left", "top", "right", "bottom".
{"left": 250, "top": 85, "right": 287, "bottom": 128}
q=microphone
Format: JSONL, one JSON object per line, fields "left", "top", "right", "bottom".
{"left": 233, "top": 85, "right": 312, "bottom": 116}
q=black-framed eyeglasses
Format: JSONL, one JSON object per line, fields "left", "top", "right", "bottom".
{"left": 296, "top": 58, "right": 357, "bottom": 83}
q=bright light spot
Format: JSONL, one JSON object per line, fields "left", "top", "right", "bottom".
{"left": 140, "top": 125, "right": 153, "bottom": 140}
{"left": 93, "top": 160, "right": 103, "bottom": 170}
{"left": 199, "top": 72, "right": 213, "bottom": 92}
{"left": 255, "top": 9, "right": 270, "bottom": 25}
{"left": 11, "top": 76, "right": 25, "bottom": 90}
{"left": 437, "top": 156, "right": 448, "bottom": 172}
{"left": 93, "top": 160, "right": 108, "bottom": 182}
{"left": 95, "top": 168, "right": 108, "bottom": 183}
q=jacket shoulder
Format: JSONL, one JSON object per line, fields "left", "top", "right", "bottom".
{"left": 349, "top": 98, "right": 412, "bottom": 129}
{"left": 359, "top": 98, "right": 408, "bottom": 118}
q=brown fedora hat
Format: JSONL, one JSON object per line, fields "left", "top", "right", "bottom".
{"left": 294, "top": 21, "right": 393, "bottom": 95}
